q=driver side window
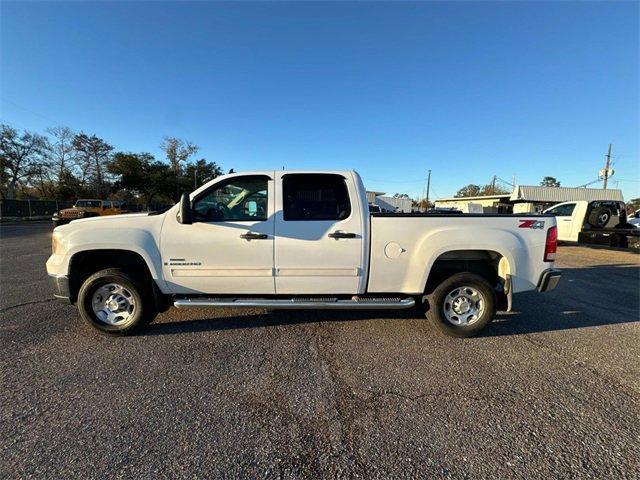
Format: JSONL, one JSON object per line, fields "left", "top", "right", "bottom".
{"left": 193, "top": 176, "right": 269, "bottom": 222}
{"left": 548, "top": 203, "right": 576, "bottom": 217}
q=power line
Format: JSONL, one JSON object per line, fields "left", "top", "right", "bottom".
{"left": 575, "top": 178, "right": 602, "bottom": 188}
{"left": 495, "top": 176, "right": 515, "bottom": 187}
{"left": 2, "top": 98, "right": 68, "bottom": 126}
{"left": 363, "top": 177, "right": 427, "bottom": 184}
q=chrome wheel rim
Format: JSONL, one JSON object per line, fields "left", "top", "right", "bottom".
{"left": 443, "top": 286, "right": 485, "bottom": 326}
{"left": 91, "top": 283, "right": 136, "bottom": 326}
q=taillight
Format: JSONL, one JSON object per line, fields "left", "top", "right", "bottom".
{"left": 544, "top": 226, "right": 557, "bottom": 262}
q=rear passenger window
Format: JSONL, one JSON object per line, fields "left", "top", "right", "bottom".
{"left": 283, "top": 174, "right": 351, "bottom": 221}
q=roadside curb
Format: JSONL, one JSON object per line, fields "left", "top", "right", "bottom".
{"left": 1, "top": 219, "right": 51, "bottom": 225}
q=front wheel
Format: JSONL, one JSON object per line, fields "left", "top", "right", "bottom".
{"left": 424, "top": 272, "right": 496, "bottom": 338}
{"left": 77, "top": 268, "right": 157, "bottom": 335}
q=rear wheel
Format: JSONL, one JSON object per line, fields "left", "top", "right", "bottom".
{"left": 424, "top": 272, "right": 496, "bottom": 337}
{"left": 77, "top": 268, "right": 157, "bottom": 335}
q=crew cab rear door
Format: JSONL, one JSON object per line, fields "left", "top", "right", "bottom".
{"left": 545, "top": 202, "right": 577, "bottom": 241}
{"left": 274, "top": 173, "right": 365, "bottom": 294}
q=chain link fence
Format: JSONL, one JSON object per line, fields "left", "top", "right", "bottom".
{"left": 1, "top": 199, "right": 171, "bottom": 219}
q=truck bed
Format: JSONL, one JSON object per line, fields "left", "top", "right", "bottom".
{"left": 367, "top": 213, "right": 555, "bottom": 295}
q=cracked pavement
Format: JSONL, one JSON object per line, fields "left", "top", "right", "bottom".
{"left": 1, "top": 223, "right": 639, "bottom": 478}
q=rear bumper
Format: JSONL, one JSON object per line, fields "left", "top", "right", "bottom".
{"left": 48, "top": 274, "right": 71, "bottom": 303}
{"left": 537, "top": 268, "right": 561, "bottom": 292}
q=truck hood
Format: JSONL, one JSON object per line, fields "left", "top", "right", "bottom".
{"left": 69, "top": 212, "right": 151, "bottom": 224}
{"left": 53, "top": 212, "right": 167, "bottom": 235}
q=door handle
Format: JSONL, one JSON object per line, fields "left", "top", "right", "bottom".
{"left": 328, "top": 231, "right": 357, "bottom": 239}
{"left": 240, "top": 232, "right": 269, "bottom": 240}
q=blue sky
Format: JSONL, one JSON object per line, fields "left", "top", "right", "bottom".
{"left": 2, "top": 1, "right": 638, "bottom": 200}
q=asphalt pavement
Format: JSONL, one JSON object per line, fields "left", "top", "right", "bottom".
{"left": 1, "top": 223, "right": 639, "bottom": 479}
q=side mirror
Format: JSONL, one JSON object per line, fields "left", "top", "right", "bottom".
{"left": 178, "top": 193, "right": 193, "bottom": 224}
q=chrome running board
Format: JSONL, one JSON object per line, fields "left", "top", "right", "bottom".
{"left": 173, "top": 296, "right": 415, "bottom": 310}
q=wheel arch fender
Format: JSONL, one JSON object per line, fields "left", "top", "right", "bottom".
{"left": 64, "top": 228, "right": 163, "bottom": 282}
{"left": 413, "top": 227, "right": 522, "bottom": 293}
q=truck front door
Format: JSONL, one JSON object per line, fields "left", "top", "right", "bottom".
{"left": 161, "top": 174, "right": 276, "bottom": 294}
{"left": 274, "top": 173, "right": 365, "bottom": 294}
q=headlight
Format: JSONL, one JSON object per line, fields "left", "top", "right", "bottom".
{"left": 51, "top": 233, "right": 65, "bottom": 254}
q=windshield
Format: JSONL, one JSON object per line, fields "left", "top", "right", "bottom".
{"left": 75, "top": 200, "right": 102, "bottom": 208}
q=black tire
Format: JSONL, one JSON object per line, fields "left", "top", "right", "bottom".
{"left": 77, "top": 268, "right": 157, "bottom": 336}
{"left": 424, "top": 272, "right": 496, "bottom": 338}
{"left": 588, "top": 207, "right": 612, "bottom": 229}
{"left": 610, "top": 234, "right": 628, "bottom": 249}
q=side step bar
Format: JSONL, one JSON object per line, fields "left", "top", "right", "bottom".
{"left": 174, "top": 297, "right": 415, "bottom": 310}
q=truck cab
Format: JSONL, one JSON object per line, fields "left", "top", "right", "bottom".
{"left": 162, "top": 171, "right": 369, "bottom": 295}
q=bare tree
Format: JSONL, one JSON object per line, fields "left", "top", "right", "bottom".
{"left": 46, "top": 126, "right": 76, "bottom": 183}
{"left": 73, "top": 132, "right": 113, "bottom": 197}
{"left": 159, "top": 137, "right": 199, "bottom": 173}
{"left": 0, "top": 124, "right": 49, "bottom": 198}
{"left": 29, "top": 159, "right": 57, "bottom": 198}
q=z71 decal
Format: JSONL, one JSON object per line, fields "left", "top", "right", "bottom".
{"left": 518, "top": 220, "right": 545, "bottom": 229}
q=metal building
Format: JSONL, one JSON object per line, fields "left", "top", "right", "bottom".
{"left": 434, "top": 194, "right": 513, "bottom": 214}
{"left": 510, "top": 186, "right": 624, "bottom": 213}
{"left": 434, "top": 186, "right": 625, "bottom": 214}
{"left": 365, "top": 191, "right": 413, "bottom": 213}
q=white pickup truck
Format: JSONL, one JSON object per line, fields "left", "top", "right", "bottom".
{"left": 544, "top": 200, "right": 639, "bottom": 248}
{"left": 46, "top": 170, "right": 561, "bottom": 337}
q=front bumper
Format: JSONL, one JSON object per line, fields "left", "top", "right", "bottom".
{"left": 48, "top": 274, "right": 71, "bottom": 303}
{"left": 537, "top": 268, "right": 561, "bottom": 292}
{"left": 52, "top": 215, "right": 72, "bottom": 225}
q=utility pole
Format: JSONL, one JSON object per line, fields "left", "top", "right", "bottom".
{"left": 603, "top": 143, "right": 612, "bottom": 189}
{"left": 194, "top": 168, "right": 198, "bottom": 189}
{"left": 425, "top": 170, "right": 432, "bottom": 211}
{"left": 491, "top": 175, "right": 496, "bottom": 195}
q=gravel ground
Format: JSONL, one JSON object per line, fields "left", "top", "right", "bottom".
{"left": 1, "top": 223, "right": 639, "bottom": 479}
